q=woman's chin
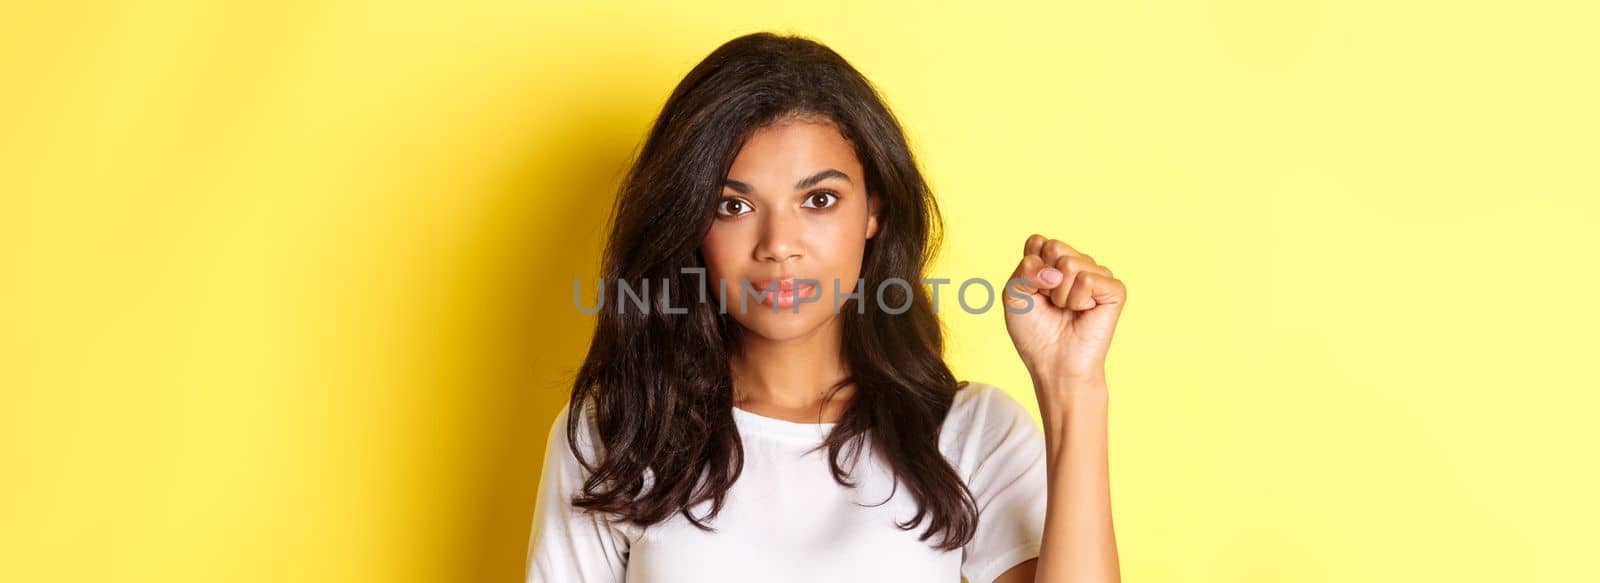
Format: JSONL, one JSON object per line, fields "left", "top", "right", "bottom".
{"left": 734, "top": 309, "right": 836, "bottom": 343}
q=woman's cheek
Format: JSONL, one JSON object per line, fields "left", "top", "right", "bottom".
{"left": 701, "top": 228, "right": 741, "bottom": 275}
{"left": 814, "top": 214, "right": 868, "bottom": 301}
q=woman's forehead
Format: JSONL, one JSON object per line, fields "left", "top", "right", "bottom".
{"left": 728, "top": 120, "right": 861, "bottom": 184}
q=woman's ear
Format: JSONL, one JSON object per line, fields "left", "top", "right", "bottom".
{"left": 865, "top": 194, "right": 881, "bottom": 240}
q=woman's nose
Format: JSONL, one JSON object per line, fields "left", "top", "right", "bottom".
{"left": 754, "top": 208, "right": 802, "bottom": 263}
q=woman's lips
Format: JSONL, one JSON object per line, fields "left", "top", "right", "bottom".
{"left": 755, "top": 278, "right": 818, "bottom": 309}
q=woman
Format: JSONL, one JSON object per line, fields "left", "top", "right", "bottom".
{"left": 528, "top": 32, "right": 1125, "bottom": 583}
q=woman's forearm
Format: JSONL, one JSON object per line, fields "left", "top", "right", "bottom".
{"left": 1032, "top": 373, "right": 1121, "bottom": 583}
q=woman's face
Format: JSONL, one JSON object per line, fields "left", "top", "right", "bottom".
{"left": 701, "top": 118, "right": 879, "bottom": 343}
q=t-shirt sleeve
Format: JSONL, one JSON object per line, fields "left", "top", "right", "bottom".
{"left": 959, "top": 384, "right": 1049, "bottom": 583}
{"left": 525, "top": 402, "right": 631, "bottom": 583}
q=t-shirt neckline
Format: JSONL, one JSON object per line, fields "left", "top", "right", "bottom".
{"left": 731, "top": 405, "right": 837, "bottom": 440}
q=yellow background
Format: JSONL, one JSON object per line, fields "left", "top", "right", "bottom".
{"left": 3, "top": 1, "right": 1597, "bottom": 581}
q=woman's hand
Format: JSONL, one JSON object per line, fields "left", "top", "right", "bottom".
{"left": 999, "top": 234, "right": 1127, "bottom": 583}
{"left": 1002, "top": 234, "right": 1127, "bottom": 384}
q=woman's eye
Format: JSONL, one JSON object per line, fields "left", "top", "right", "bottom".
{"left": 801, "top": 191, "right": 839, "bottom": 209}
{"left": 716, "top": 198, "right": 751, "bottom": 217}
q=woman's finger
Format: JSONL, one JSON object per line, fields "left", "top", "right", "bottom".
{"left": 1065, "top": 271, "right": 1127, "bottom": 311}
{"left": 1024, "top": 234, "right": 1047, "bottom": 257}
{"left": 1049, "top": 254, "right": 1110, "bottom": 308}
{"left": 1040, "top": 238, "right": 1081, "bottom": 267}
{"left": 1004, "top": 254, "right": 1052, "bottom": 312}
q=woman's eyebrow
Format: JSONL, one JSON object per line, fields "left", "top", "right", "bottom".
{"left": 794, "top": 168, "right": 851, "bottom": 189}
{"left": 722, "top": 169, "right": 852, "bottom": 194}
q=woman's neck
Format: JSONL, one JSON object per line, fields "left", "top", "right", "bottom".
{"left": 728, "top": 317, "right": 855, "bottom": 419}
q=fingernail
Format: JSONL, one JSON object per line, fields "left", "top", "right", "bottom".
{"left": 1039, "top": 268, "right": 1063, "bottom": 285}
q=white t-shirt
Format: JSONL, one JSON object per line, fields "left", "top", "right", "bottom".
{"left": 525, "top": 381, "right": 1047, "bottom": 583}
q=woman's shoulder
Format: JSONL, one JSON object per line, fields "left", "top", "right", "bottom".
{"left": 941, "top": 380, "right": 1041, "bottom": 449}
{"left": 949, "top": 380, "right": 1036, "bottom": 421}
{"left": 544, "top": 396, "right": 607, "bottom": 465}
{"left": 939, "top": 381, "right": 1046, "bottom": 484}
